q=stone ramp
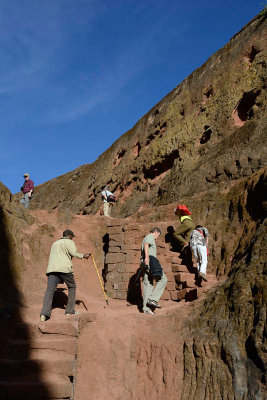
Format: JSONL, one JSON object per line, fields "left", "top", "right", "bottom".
{"left": 0, "top": 312, "right": 96, "bottom": 400}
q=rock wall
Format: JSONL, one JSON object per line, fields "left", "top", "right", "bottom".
{"left": 101, "top": 168, "right": 267, "bottom": 399}
{"left": 179, "top": 167, "right": 267, "bottom": 399}
{"left": 28, "top": 13, "right": 266, "bottom": 219}
{"left": 75, "top": 305, "right": 188, "bottom": 400}
{"left": 181, "top": 219, "right": 266, "bottom": 400}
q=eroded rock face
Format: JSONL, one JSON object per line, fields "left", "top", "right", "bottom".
{"left": 0, "top": 182, "right": 34, "bottom": 308}
{"left": 28, "top": 13, "right": 266, "bottom": 219}
{"left": 182, "top": 219, "right": 266, "bottom": 400}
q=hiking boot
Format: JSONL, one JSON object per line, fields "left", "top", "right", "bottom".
{"left": 147, "top": 299, "right": 162, "bottom": 308}
{"left": 143, "top": 309, "right": 155, "bottom": 315}
{"left": 65, "top": 310, "right": 79, "bottom": 316}
{"left": 40, "top": 315, "right": 46, "bottom": 322}
{"left": 199, "top": 273, "right": 208, "bottom": 282}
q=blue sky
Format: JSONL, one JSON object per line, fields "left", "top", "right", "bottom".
{"left": 0, "top": 0, "right": 264, "bottom": 193}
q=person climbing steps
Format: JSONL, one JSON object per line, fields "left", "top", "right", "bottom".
{"left": 190, "top": 224, "right": 209, "bottom": 282}
{"left": 140, "top": 227, "right": 168, "bottom": 314}
{"left": 172, "top": 205, "right": 194, "bottom": 252}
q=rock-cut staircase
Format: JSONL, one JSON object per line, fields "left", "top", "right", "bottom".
{"left": 0, "top": 311, "right": 95, "bottom": 400}
{"left": 104, "top": 219, "right": 217, "bottom": 303}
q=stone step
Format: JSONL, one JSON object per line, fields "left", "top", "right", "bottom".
{"left": 6, "top": 336, "right": 77, "bottom": 360}
{"left": 165, "top": 271, "right": 175, "bottom": 282}
{"left": 0, "top": 373, "right": 72, "bottom": 399}
{"left": 39, "top": 320, "right": 79, "bottom": 337}
{"left": 14, "top": 320, "right": 79, "bottom": 338}
{"left": 161, "top": 290, "right": 171, "bottom": 300}
{"left": 166, "top": 281, "right": 176, "bottom": 291}
{"left": 13, "top": 322, "right": 44, "bottom": 340}
{"left": 172, "top": 264, "right": 191, "bottom": 273}
{"left": 174, "top": 272, "right": 196, "bottom": 288}
{"left": 172, "top": 288, "right": 198, "bottom": 301}
{"left": 28, "top": 335, "right": 77, "bottom": 353}
{"left": 0, "top": 352, "right": 75, "bottom": 377}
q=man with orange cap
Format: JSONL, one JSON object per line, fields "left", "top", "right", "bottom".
{"left": 173, "top": 205, "right": 194, "bottom": 251}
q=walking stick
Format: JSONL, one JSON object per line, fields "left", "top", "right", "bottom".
{"left": 91, "top": 254, "right": 109, "bottom": 305}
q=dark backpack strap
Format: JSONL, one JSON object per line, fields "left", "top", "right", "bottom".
{"left": 196, "top": 228, "right": 205, "bottom": 238}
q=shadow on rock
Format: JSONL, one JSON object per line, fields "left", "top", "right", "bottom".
{"left": 0, "top": 201, "right": 52, "bottom": 400}
{"left": 127, "top": 269, "right": 143, "bottom": 312}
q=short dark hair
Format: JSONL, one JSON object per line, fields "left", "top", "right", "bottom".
{"left": 150, "top": 227, "right": 161, "bottom": 234}
{"left": 63, "top": 229, "right": 75, "bottom": 237}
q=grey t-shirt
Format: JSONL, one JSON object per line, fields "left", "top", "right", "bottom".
{"left": 141, "top": 233, "right": 157, "bottom": 259}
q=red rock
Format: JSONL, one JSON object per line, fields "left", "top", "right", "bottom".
{"left": 106, "top": 219, "right": 123, "bottom": 227}
{"left": 123, "top": 224, "right": 139, "bottom": 231}
{"left": 39, "top": 321, "right": 79, "bottom": 337}
{"left": 105, "top": 252, "right": 126, "bottom": 264}
{"left": 161, "top": 290, "right": 171, "bottom": 300}
{"left": 185, "top": 288, "right": 198, "bottom": 301}
{"left": 30, "top": 336, "right": 77, "bottom": 355}
{"left": 121, "top": 243, "right": 140, "bottom": 251}
{"left": 105, "top": 271, "right": 120, "bottom": 282}
{"left": 176, "top": 288, "right": 189, "bottom": 300}
{"left": 173, "top": 264, "right": 189, "bottom": 273}
{"left": 108, "top": 246, "right": 121, "bottom": 253}
{"left": 107, "top": 226, "right": 124, "bottom": 234}
{"left": 106, "top": 263, "right": 117, "bottom": 272}
{"left": 171, "top": 256, "right": 182, "bottom": 264}
{"left": 166, "top": 281, "right": 176, "bottom": 291}
{"left": 115, "top": 290, "right": 127, "bottom": 299}
{"left": 117, "top": 264, "right": 126, "bottom": 273}
{"left": 175, "top": 272, "right": 196, "bottom": 287}
{"left": 165, "top": 271, "right": 175, "bottom": 282}
{"left": 170, "top": 290, "right": 179, "bottom": 301}
{"left": 109, "top": 232, "right": 125, "bottom": 242}
{"left": 125, "top": 251, "right": 140, "bottom": 264}
{"left": 125, "top": 264, "right": 139, "bottom": 273}
{"left": 0, "top": 373, "right": 73, "bottom": 399}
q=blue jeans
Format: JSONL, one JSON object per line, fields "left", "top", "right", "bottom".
{"left": 20, "top": 192, "right": 31, "bottom": 208}
{"left": 40, "top": 273, "right": 76, "bottom": 317}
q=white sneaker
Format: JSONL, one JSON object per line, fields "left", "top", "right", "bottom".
{"left": 143, "top": 309, "right": 155, "bottom": 315}
{"left": 147, "top": 299, "right": 162, "bottom": 308}
{"left": 65, "top": 310, "right": 79, "bottom": 316}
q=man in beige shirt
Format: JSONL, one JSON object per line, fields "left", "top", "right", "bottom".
{"left": 40, "top": 229, "right": 91, "bottom": 321}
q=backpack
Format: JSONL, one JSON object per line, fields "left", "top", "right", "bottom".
{"left": 196, "top": 227, "right": 209, "bottom": 256}
{"left": 101, "top": 191, "right": 116, "bottom": 203}
{"left": 107, "top": 194, "right": 116, "bottom": 203}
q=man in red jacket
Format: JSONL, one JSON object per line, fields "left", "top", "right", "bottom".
{"left": 20, "top": 173, "right": 34, "bottom": 209}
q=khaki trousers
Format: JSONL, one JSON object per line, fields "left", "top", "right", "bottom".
{"left": 103, "top": 202, "right": 111, "bottom": 217}
{"left": 143, "top": 272, "right": 167, "bottom": 312}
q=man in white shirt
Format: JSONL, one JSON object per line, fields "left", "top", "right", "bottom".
{"left": 101, "top": 186, "right": 116, "bottom": 217}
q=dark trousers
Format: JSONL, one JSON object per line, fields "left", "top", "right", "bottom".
{"left": 40, "top": 272, "right": 76, "bottom": 317}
